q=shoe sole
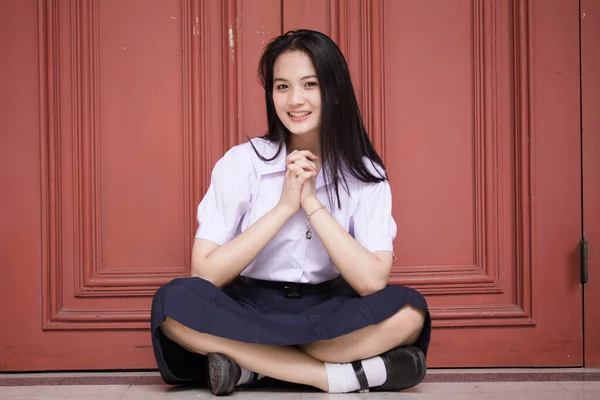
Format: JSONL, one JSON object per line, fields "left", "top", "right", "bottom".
{"left": 414, "top": 346, "right": 427, "bottom": 383}
{"left": 208, "top": 353, "right": 234, "bottom": 396}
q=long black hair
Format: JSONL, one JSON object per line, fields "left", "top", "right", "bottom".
{"left": 250, "top": 29, "right": 387, "bottom": 208}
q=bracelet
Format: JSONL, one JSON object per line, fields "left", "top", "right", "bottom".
{"left": 305, "top": 205, "right": 326, "bottom": 240}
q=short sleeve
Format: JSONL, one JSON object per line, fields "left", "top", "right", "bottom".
{"left": 352, "top": 180, "right": 397, "bottom": 254}
{"left": 195, "top": 147, "right": 255, "bottom": 245}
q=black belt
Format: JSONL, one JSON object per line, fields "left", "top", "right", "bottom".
{"left": 238, "top": 276, "right": 345, "bottom": 298}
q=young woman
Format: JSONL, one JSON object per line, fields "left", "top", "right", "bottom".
{"left": 151, "top": 29, "right": 431, "bottom": 395}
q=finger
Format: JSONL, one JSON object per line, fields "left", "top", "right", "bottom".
{"left": 287, "top": 163, "right": 305, "bottom": 176}
{"left": 286, "top": 153, "right": 307, "bottom": 166}
{"left": 285, "top": 150, "right": 300, "bottom": 161}
{"left": 297, "top": 170, "right": 317, "bottom": 185}
{"left": 293, "top": 150, "right": 318, "bottom": 161}
{"left": 287, "top": 156, "right": 317, "bottom": 171}
{"left": 298, "top": 150, "right": 319, "bottom": 160}
{"left": 286, "top": 150, "right": 319, "bottom": 165}
{"left": 292, "top": 159, "right": 316, "bottom": 172}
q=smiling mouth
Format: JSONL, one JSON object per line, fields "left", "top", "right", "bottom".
{"left": 288, "top": 111, "right": 312, "bottom": 120}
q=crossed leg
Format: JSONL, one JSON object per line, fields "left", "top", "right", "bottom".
{"left": 159, "top": 304, "right": 425, "bottom": 392}
{"left": 161, "top": 317, "right": 329, "bottom": 391}
{"left": 299, "top": 304, "right": 426, "bottom": 363}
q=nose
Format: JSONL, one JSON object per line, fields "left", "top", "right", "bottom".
{"left": 288, "top": 87, "right": 305, "bottom": 106}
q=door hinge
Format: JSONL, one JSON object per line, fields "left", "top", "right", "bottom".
{"left": 581, "top": 237, "right": 588, "bottom": 284}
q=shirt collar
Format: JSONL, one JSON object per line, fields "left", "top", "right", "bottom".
{"left": 256, "top": 139, "right": 287, "bottom": 175}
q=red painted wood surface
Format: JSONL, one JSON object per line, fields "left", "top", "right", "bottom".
{"left": 0, "top": 0, "right": 591, "bottom": 370}
{"left": 582, "top": 0, "right": 600, "bottom": 368}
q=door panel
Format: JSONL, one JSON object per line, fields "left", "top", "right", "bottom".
{"left": 390, "top": 0, "right": 582, "bottom": 366}
{"left": 42, "top": 0, "right": 188, "bottom": 331}
{"left": 398, "top": 0, "right": 581, "bottom": 366}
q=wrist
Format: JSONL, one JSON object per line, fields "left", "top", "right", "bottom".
{"left": 274, "top": 203, "right": 297, "bottom": 219}
{"left": 302, "top": 197, "right": 322, "bottom": 213}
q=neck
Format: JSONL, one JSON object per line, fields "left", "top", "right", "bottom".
{"left": 287, "top": 132, "right": 321, "bottom": 158}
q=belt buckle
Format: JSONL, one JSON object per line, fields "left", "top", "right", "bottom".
{"left": 284, "top": 283, "right": 302, "bottom": 298}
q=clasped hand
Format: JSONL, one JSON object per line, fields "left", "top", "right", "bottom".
{"left": 278, "top": 150, "right": 320, "bottom": 215}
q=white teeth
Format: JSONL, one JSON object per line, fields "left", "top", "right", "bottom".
{"left": 289, "top": 111, "right": 311, "bottom": 117}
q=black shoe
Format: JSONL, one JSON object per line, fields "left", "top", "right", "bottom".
{"left": 372, "top": 345, "right": 426, "bottom": 391}
{"left": 207, "top": 353, "right": 241, "bottom": 396}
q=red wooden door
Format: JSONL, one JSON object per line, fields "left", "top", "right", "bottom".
{"left": 0, "top": 0, "right": 585, "bottom": 370}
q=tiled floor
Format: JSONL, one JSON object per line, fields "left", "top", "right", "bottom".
{"left": 1, "top": 370, "right": 600, "bottom": 399}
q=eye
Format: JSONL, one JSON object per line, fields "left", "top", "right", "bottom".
{"left": 305, "top": 81, "right": 318, "bottom": 88}
{"left": 275, "top": 84, "right": 288, "bottom": 90}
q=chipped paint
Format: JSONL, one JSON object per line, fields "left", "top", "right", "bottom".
{"left": 228, "top": 25, "right": 235, "bottom": 62}
{"left": 193, "top": 16, "right": 200, "bottom": 35}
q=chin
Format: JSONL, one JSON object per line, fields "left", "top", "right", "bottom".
{"left": 286, "top": 126, "right": 319, "bottom": 137}
{"left": 288, "top": 130, "right": 310, "bottom": 136}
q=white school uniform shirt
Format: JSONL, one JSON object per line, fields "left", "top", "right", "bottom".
{"left": 195, "top": 138, "right": 397, "bottom": 284}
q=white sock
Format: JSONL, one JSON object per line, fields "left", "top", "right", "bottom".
{"left": 236, "top": 367, "right": 265, "bottom": 386}
{"left": 361, "top": 355, "right": 387, "bottom": 387}
{"left": 325, "top": 356, "right": 387, "bottom": 393}
{"left": 324, "top": 362, "right": 360, "bottom": 393}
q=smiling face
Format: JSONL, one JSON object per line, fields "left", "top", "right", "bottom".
{"left": 272, "top": 50, "right": 322, "bottom": 141}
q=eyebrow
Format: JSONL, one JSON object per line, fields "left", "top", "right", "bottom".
{"left": 273, "top": 75, "right": 318, "bottom": 83}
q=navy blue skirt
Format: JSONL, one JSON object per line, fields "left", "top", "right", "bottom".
{"left": 151, "top": 276, "right": 431, "bottom": 385}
